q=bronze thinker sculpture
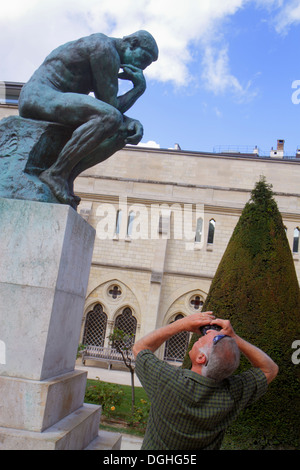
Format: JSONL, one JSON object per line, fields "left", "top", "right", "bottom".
{"left": 0, "top": 31, "right": 158, "bottom": 209}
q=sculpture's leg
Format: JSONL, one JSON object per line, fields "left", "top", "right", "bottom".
{"left": 67, "top": 125, "right": 128, "bottom": 204}
{"left": 39, "top": 112, "right": 122, "bottom": 207}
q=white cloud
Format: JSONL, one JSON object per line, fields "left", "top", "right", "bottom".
{"left": 214, "top": 107, "right": 223, "bottom": 118}
{"left": 201, "top": 45, "right": 258, "bottom": 101}
{"left": 201, "top": 46, "right": 244, "bottom": 95}
{"left": 273, "top": 0, "right": 300, "bottom": 31}
{"left": 0, "top": 0, "right": 245, "bottom": 85}
{"left": 0, "top": 0, "right": 298, "bottom": 96}
{"left": 137, "top": 140, "right": 161, "bottom": 148}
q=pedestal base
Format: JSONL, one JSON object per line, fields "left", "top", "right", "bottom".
{"left": 0, "top": 199, "right": 121, "bottom": 450}
{"left": 0, "top": 370, "right": 87, "bottom": 432}
{"left": 0, "top": 404, "right": 102, "bottom": 450}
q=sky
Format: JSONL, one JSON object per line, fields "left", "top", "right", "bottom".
{"left": 1, "top": 0, "right": 300, "bottom": 155}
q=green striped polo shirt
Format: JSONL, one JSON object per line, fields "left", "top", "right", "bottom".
{"left": 135, "top": 349, "right": 268, "bottom": 450}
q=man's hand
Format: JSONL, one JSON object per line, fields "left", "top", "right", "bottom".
{"left": 210, "top": 318, "right": 236, "bottom": 337}
{"left": 180, "top": 311, "right": 215, "bottom": 334}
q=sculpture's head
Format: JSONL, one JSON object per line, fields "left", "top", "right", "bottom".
{"left": 121, "top": 30, "right": 159, "bottom": 69}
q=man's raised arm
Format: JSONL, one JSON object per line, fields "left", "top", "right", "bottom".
{"left": 132, "top": 312, "right": 215, "bottom": 359}
{"left": 211, "top": 319, "right": 279, "bottom": 384}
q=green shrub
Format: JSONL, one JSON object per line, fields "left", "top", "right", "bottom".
{"left": 128, "top": 399, "right": 150, "bottom": 429}
{"left": 84, "top": 377, "right": 125, "bottom": 417}
{"left": 183, "top": 178, "right": 300, "bottom": 449}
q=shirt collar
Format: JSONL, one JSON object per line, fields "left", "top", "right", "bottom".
{"left": 183, "top": 369, "right": 220, "bottom": 388}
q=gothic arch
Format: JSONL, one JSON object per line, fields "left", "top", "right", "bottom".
{"left": 162, "top": 282, "right": 208, "bottom": 326}
{"left": 86, "top": 273, "right": 143, "bottom": 315}
{"left": 82, "top": 278, "right": 141, "bottom": 345}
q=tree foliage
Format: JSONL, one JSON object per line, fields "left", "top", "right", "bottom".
{"left": 183, "top": 177, "right": 300, "bottom": 448}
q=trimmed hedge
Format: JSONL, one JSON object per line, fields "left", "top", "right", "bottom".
{"left": 183, "top": 178, "right": 300, "bottom": 449}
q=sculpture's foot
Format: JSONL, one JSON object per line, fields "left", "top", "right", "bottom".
{"left": 70, "top": 192, "right": 81, "bottom": 206}
{"left": 39, "top": 170, "right": 77, "bottom": 209}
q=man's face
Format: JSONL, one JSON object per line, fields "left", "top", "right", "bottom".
{"left": 189, "top": 329, "right": 220, "bottom": 363}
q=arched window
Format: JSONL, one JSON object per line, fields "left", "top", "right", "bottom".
{"left": 207, "top": 219, "right": 216, "bottom": 244}
{"left": 164, "top": 314, "right": 190, "bottom": 363}
{"left": 83, "top": 304, "right": 107, "bottom": 347}
{"left": 293, "top": 227, "right": 300, "bottom": 253}
{"left": 114, "top": 307, "right": 137, "bottom": 346}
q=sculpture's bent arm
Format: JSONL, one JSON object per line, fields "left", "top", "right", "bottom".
{"left": 117, "top": 65, "right": 146, "bottom": 114}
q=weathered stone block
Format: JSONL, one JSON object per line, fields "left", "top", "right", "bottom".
{"left": 0, "top": 404, "right": 102, "bottom": 450}
{"left": 0, "top": 370, "right": 87, "bottom": 432}
{"left": 0, "top": 197, "right": 116, "bottom": 450}
{"left": 0, "top": 115, "right": 72, "bottom": 203}
{"left": 0, "top": 198, "right": 95, "bottom": 380}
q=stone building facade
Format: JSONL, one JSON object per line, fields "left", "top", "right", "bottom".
{"left": 1, "top": 82, "right": 300, "bottom": 364}
{"left": 75, "top": 145, "right": 300, "bottom": 363}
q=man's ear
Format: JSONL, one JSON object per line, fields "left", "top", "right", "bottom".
{"left": 196, "top": 351, "right": 207, "bottom": 365}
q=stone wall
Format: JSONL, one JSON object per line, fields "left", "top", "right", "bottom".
{"left": 75, "top": 146, "right": 300, "bottom": 357}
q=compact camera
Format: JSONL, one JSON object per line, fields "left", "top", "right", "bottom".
{"left": 200, "top": 324, "right": 222, "bottom": 335}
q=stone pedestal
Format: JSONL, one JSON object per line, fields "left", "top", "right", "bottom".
{"left": 0, "top": 198, "right": 121, "bottom": 450}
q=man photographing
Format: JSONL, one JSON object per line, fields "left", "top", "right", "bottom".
{"left": 133, "top": 312, "right": 278, "bottom": 450}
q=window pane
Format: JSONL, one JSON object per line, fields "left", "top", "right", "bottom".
{"left": 127, "top": 211, "right": 135, "bottom": 236}
{"left": 190, "top": 295, "right": 204, "bottom": 310}
{"left": 114, "top": 308, "right": 137, "bottom": 346}
{"left": 195, "top": 218, "right": 203, "bottom": 242}
{"left": 164, "top": 315, "right": 190, "bottom": 362}
{"left": 83, "top": 304, "right": 107, "bottom": 346}
{"left": 293, "top": 228, "right": 300, "bottom": 253}
{"left": 115, "top": 210, "right": 122, "bottom": 234}
{"left": 207, "top": 219, "right": 216, "bottom": 244}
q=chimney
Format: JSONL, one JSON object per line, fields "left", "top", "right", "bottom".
{"left": 277, "top": 139, "right": 284, "bottom": 152}
{"left": 270, "top": 139, "right": 284, "bottom": 158}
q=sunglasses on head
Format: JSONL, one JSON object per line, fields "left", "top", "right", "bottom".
{"left": 203, "top": 334, "right": 229, "bottom": 367}
{"left": 213, "top": 334, "right": 229, "bottom": 345}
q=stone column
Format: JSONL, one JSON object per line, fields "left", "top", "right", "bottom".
{"left": 0, "top": 198, "right": 121, "bottom": 450}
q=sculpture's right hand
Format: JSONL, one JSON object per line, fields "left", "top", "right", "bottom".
{"left": 125, "top": 119, "right": 143, "bottom": 145}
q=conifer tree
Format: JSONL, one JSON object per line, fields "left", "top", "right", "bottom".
{"left": 183, "top": 177, "right": 300, "bottom": 448}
